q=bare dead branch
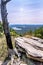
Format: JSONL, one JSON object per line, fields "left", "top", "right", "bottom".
{"left": 2, "top": 0, "right": 11, "bottom": 4}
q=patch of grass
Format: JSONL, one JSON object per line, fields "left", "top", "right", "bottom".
{"left": 0, "top": 35, "right": 16, "bottom": 61}
{"left": 0, "top": 36, "right": 8, "bottom": 61}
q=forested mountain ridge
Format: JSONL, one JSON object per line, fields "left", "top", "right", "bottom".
{"left": 0, "top": 21, "right": 43, "bottom": 38}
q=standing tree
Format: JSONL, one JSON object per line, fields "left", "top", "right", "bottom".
{"left": 1, "top": 0, "right": 20, "bottom": 59}
{"left": 1, "top": 0, "right": 13, "bottom": 51}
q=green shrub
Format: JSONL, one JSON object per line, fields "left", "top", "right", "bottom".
{"left": 34, "top": 27, "right": 43, "bottom": 39}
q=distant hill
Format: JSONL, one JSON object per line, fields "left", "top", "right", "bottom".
{"left": 10, "top": 24, "right": 43, "bottom": 38}
{"left": 10, "top": 24, "right": 43, "bottom": 34}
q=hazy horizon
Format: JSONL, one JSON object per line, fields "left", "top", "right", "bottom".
{"left": 9, "top": 23, "right": 43, "bottom": 25}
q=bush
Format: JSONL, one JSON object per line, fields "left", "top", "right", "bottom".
{"left": 34, "top": 27, "right": 43, "bottom": 39}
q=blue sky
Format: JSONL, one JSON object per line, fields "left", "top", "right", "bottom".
{"left": 0, "top": 0, "right": 43, "bottom": 24}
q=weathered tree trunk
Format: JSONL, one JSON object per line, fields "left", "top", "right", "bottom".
{"left": 1, "top": 0, "right": 13, "bottom": 49}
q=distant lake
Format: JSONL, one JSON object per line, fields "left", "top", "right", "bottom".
{"left": 10, "top": 25, "right": 43, "bottom": 34}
